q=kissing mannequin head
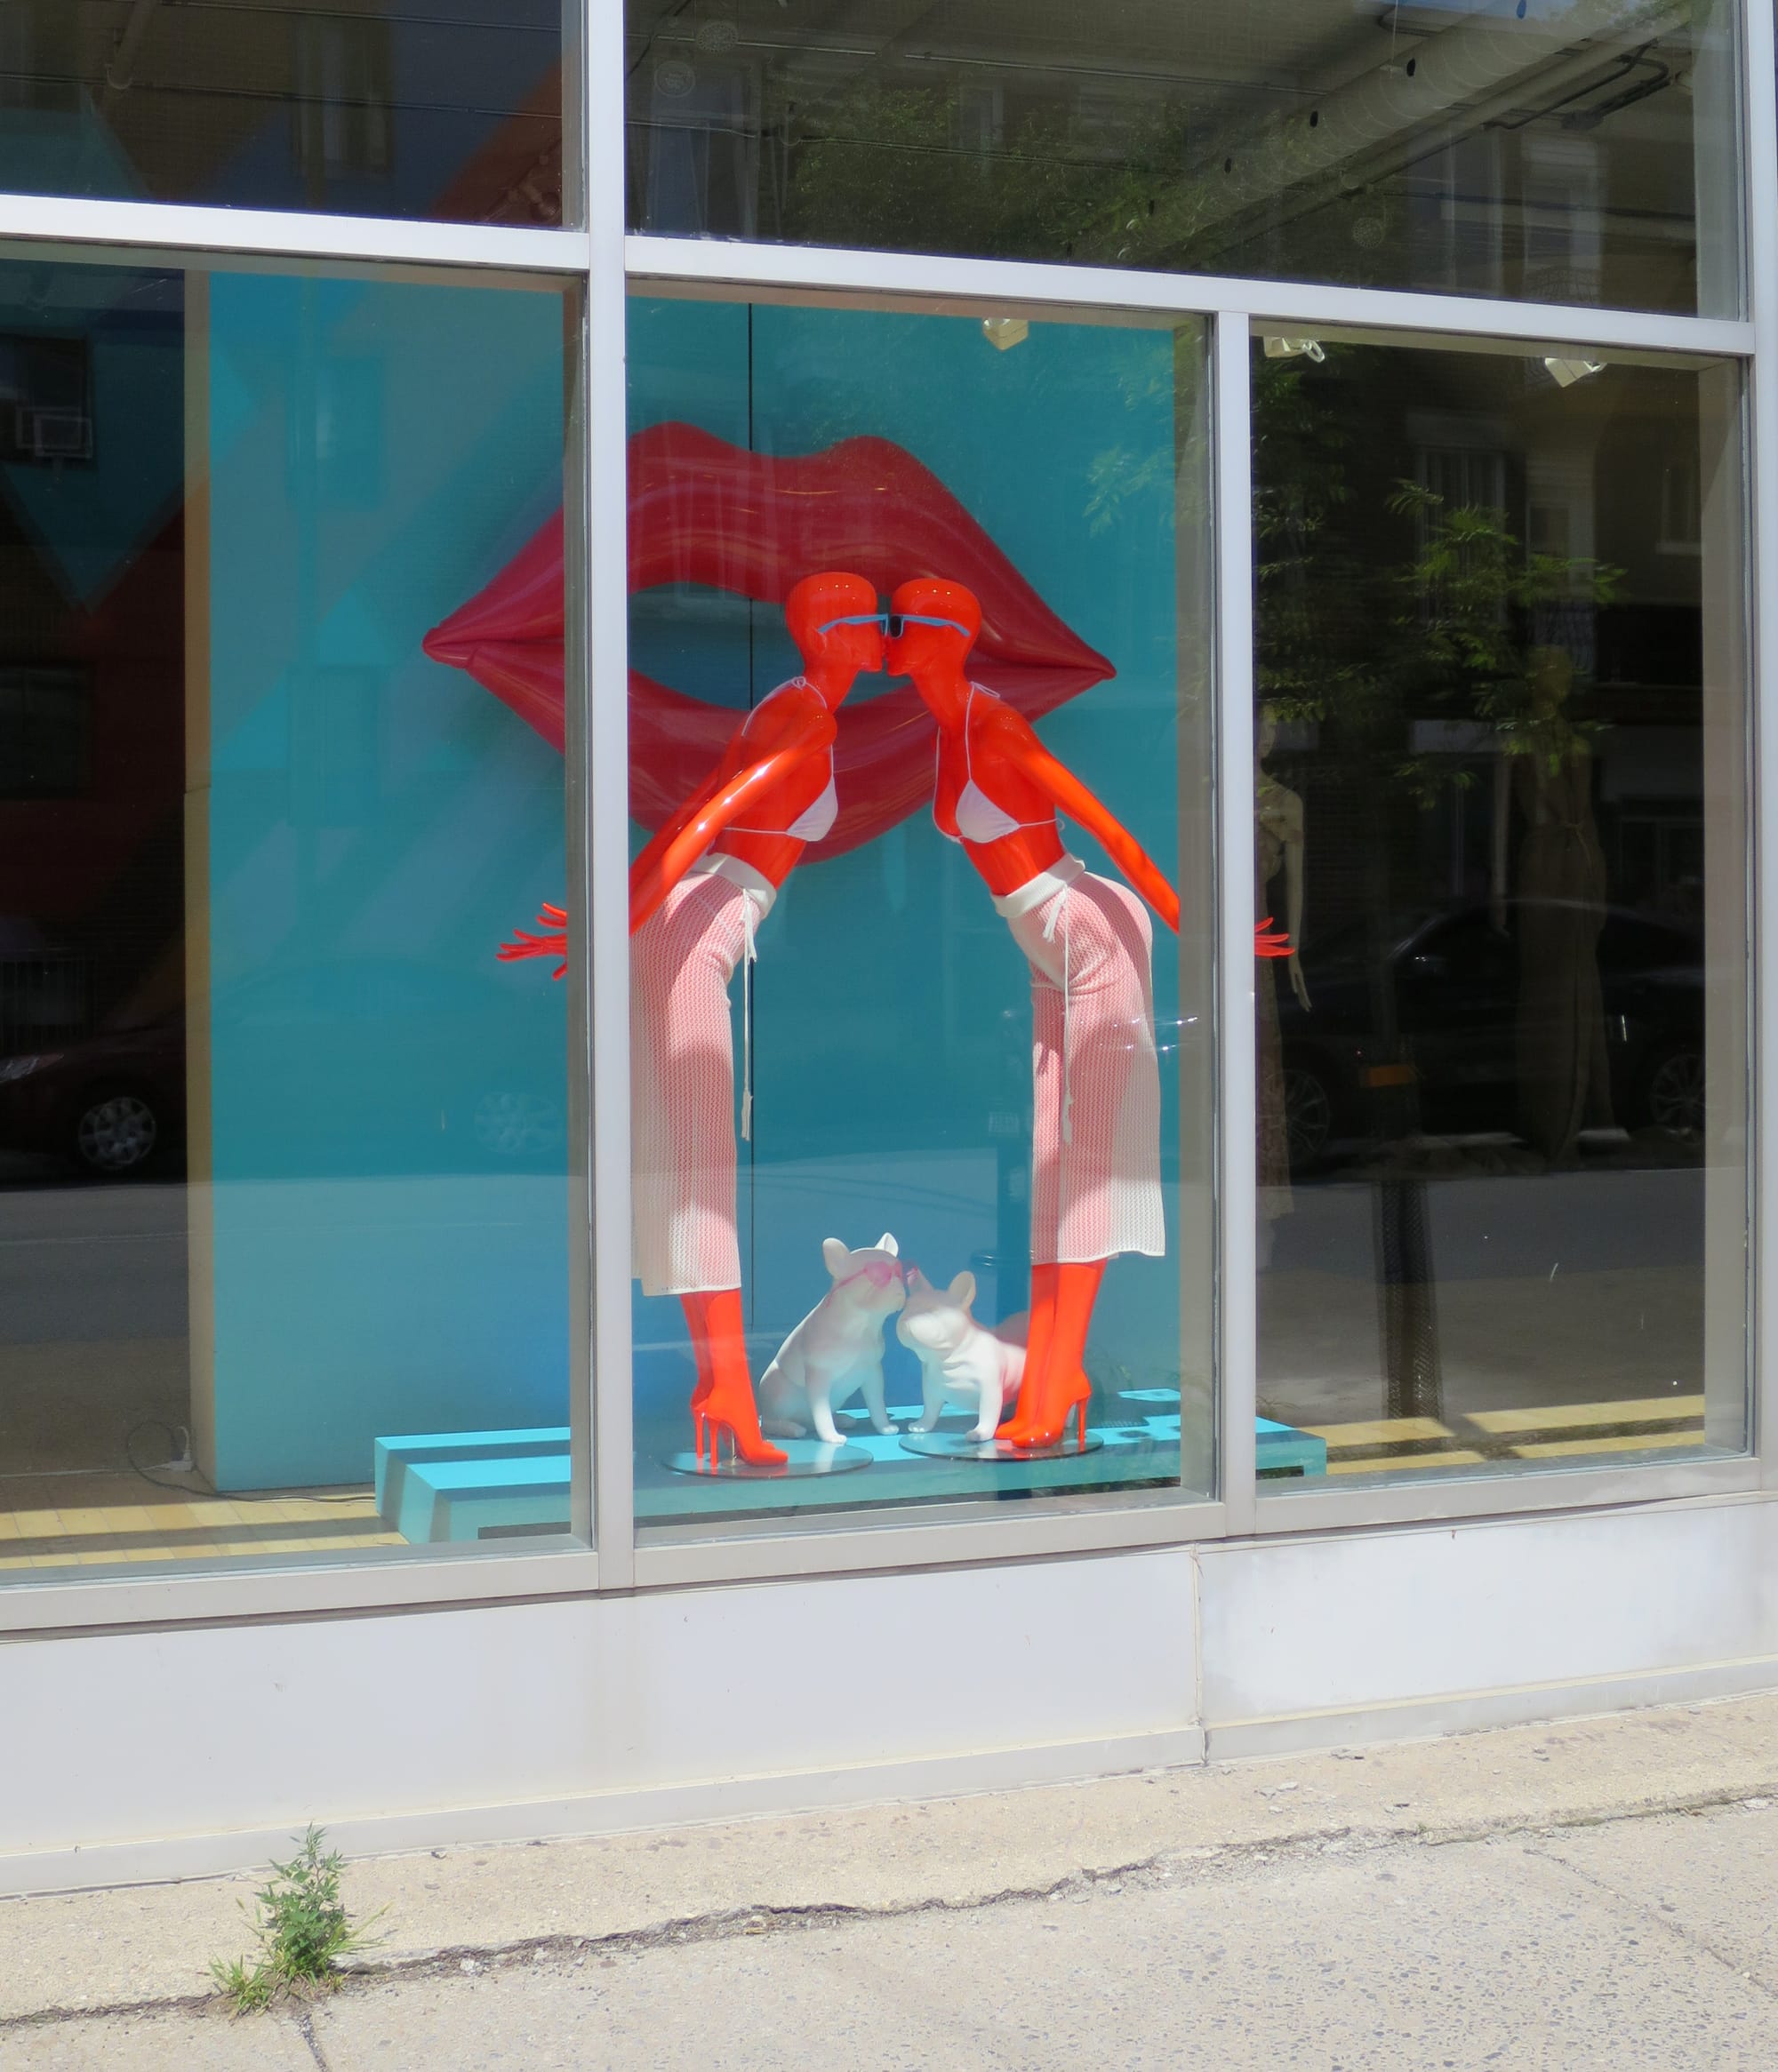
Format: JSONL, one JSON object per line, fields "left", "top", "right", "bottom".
{"left": 885, "top": 577, "right": 981, "bottom": 680}
{"left": 786, "top": 569, "right": 885, "bottom": 684}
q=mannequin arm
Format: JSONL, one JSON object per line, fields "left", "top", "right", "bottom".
{"left": 627, "top": 740, "right": 761, "bottom": 908}
{"left": 629, "top": 723, "right": 837, "bottom": 933}
{"left": 1007, "top": 727, "right": 1181, "bottom": 933}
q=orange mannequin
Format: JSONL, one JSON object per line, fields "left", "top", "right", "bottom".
{"left": 885, "top": 590, "right": 1290, "bottom": 1447}
{"left": 886, "top": 576, "right": 1181, "bottom": 1451}
{"left": 645, "top": 572, "right": 885, "bottom": 1465}
{"left": 503, "top": 570, "right": 884, "bottom": 1468}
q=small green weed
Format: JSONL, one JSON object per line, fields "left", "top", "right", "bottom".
{"left": 210, "top": 1825, "right": 385, "bottom": 2011}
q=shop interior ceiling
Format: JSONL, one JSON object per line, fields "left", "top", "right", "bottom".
{"left": 633, "top": 0, "right": 1693, "bottom": 269}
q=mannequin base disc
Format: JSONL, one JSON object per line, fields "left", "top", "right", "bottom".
{"left": 662, "top": 1440, "right": 874, "bottom": 1480}
{"left": 900, "top": 1430, "right": 1105, "bottom": 1462}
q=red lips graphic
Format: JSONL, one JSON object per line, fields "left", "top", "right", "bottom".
{"left": 423, "top": 423, "right": 1114, "bottom": 859}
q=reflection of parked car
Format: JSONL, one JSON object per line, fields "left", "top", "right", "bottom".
{"left": 209, "top": 958, "right": 567, "bottom": 1178}
{"left": 0, "top": 1016, "right": 183, "bottom": 1174}
{"left": 0, "top": 958, "right": 567, "bottom": 1180}
{"left": 1277, "top": 903, "right": 1703, "bottom": 1172}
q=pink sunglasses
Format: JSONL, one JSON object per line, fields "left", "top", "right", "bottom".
{"left": 837, "top": 1257, "right": 903, "bottom": 1291}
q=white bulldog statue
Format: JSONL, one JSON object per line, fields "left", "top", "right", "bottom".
{"left": 896, "top": 1268, "right": 1028, "bottom": 1442}
{"left": 758, "top": 1233, "right": 905, "bottom": 1445}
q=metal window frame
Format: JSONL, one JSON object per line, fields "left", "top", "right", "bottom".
{"left": 0, "top": 0, "right": 1764, "bottom": 1629}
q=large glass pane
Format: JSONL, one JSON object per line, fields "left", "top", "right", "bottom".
{"left": 587, "top": 290, "right": 1214, "bottom": 1537}
{"left": 1250, "top": 332, "right": 1746, "bottom": 1492}
{"left": 623, "top": 0, "right": 1742, "bottom": 315}
{"left": 0, "top": 250, "right": 582, "bottom": 1574}
{"left": 0, "top": 3, "right": 566, "bottom": 225}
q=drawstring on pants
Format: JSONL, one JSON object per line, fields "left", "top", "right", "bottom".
{"left": 740, "top": 893, "right": 757, "bottom": 1142}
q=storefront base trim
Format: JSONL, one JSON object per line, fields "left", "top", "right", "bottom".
{"left": 0, "top": 1725, "right": 1207, "bottom": 1900}
{"left": 1205, "top": 1653, "right": 1778, "bottom": 1764}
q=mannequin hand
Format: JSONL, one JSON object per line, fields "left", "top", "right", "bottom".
{"left": 1254, "top": 916, "right": 1292, "bottom": 959}
{"left": 498, "top": 902, "right": 569, "bottom": 980}
{"left": 1288, "top": 953, "right": 1311, "bottom": 1012}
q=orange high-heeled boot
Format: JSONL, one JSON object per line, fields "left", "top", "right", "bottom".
{"left": 1001, "top": 1260, "right": 1104, "bottom": 1450}
{"left": 684, "top": 1295, "right": 717, "bottom": 1416}
{"left": 685, "top": 1288, "right": 787, "bottom": 1468}
{"left": 997, "top": 1263, "right": 1058, "bottom": 1432}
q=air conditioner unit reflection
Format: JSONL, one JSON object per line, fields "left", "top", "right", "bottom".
{"left": 1543, "top": 356, "right": 1606, "bottom": 388}
{"left": 1263, "top": 336, "right": 1325, "bottom": 363}
{"left": 20, "top": 405, "right": 91, "bottom": 460}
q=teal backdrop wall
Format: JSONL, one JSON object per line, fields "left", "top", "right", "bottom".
{"left": 204, "top": 272, "right": 568, "bottom": 1490}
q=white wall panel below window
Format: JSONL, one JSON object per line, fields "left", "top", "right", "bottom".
{"left": 0, "top": 1548, "right": 1197, "bottom": 1894}
{"left": 1199, "top": 1492, "right": 1778, "bottom": 1756}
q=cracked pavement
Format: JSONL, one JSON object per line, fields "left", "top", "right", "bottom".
{"left": 8, "top": 1695, "right": 1778, "bottom": 2067}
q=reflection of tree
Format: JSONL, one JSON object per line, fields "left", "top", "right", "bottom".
{"left": 1257, "top": 353, "right": 1620, "bottom": 764}
{"left": 778, "top": 86, "right": 1190, "bottom": 265}
{"left": 1510, "top": 649, "right": 1614, "bottom": 1159}
{"left": 1255, "top": 348, "right": 1622, "bottom": 1142}
{"left": 773, "top": 82, "right": 1382, "bottom": 284}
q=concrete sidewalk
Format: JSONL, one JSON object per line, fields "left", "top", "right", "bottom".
{"left": 8, "top": 1691, "right": 1778, "bottom": 2067}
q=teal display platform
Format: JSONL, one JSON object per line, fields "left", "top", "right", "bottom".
{"left": 1256, "top": 1416, "right": 1329, "bottom": 1478}
{"left": 375, "top": 1428, "right": 573, "bottom": 1543}
{"left": 379, "top": 1409, "right": 1328, "bottom": 1540}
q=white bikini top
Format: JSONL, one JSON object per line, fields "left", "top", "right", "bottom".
{"left": 726, "top": 678, "right": 838, "bottom": 843}
{"left": 937, "top": 686, "right": 1053, "bottom": 846}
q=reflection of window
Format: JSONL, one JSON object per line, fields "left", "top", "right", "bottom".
{"left": 0, "top": 667, "right": 90, "bottom": 796}
{"left": 1417, "top": 441, "right": 1507, "bottom": 519}
{"left": 1519, "top": 136, "right": 1604, "bottom": 303}
{"left": 1413, "top": 427, "right": 1509, "bottom": 615}
{"left": 954, "top": 84, "right": 1004, "bottom": 157}
{"left": 0, "top": 3, "right": 78, "bottom": 113}
{"left": 1411, "top": 132, "right": 1504, "bottom": 296}
{"left": 0, "top": 334, "right": 92, "bottom": 464}
{"left": 288, "top": 668, "right": 380, "bottom": 828}
{"left": 635, "top": 56, "right": 761, "bottom": 237}
{"left": 1658, "top": 455, "right": 1702, "bottom": 554}
{"left": 291, "top": 18, "right": 394, "bottom": 184}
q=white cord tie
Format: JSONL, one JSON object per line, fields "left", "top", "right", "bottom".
{"left": 741, "top": 893, "right": 757, "bottom": 1142}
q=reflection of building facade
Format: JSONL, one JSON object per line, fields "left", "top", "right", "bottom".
{"left": 0, "top": 1, "right": 1769, "bottom": 1894}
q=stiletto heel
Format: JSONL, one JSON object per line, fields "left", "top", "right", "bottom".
{"left": 1005, "top": 1373, "right": 1091, "bottom": 1451}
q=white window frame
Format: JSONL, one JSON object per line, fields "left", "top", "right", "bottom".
{"left": 0, "top": 0, "right": 1767, "bottom": 1628}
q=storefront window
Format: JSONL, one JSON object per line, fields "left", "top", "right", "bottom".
{"left": 1250, "top": 332, "right": 1747, "bottom": 1492}
{"left": 0, "top": 3, "right": 566, "bottom": 226}
{"left": 624, "top": 0, "right": 1742, "bottom": 316}
{"left": 0, "top": 252, "right": 583, "bottom": 1572}
{"left": 589, "top": 291, "right": 1215, "bottom": 1534}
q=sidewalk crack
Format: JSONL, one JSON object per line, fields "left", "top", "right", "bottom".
{"left": 1524, "top": 1831, "right": 1778, "bottom": 2002}
{"left": 292, "top": 2004, "right": 331, "bottom": 2068}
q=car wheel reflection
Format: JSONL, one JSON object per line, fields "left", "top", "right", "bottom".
{"left": 1283, "top": 1062, "right": 1334, "bottom": 1173}
{"left": 1638, "top": 1042, "right": 1705, "bottom": 1138}
{"left": 75, "top": 1092, "right": 159, "bottom": 1174}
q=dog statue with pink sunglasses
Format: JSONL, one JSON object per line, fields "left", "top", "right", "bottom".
{"left": 757, "top": 1234, "right": 905, "bottom": 1444}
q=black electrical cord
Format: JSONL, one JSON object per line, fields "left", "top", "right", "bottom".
{"left": 124, "top": 1418, "right": 206, "bottom": 1492}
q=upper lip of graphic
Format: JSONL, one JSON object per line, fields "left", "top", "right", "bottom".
{"left": 423, "top": 423, "right": 1113, "bottom": 859}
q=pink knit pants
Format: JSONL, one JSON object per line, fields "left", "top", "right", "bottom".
{"left": 1001, "top": 862, "right": 1165, "bottom": 1265}
{"left": 630, "top": 858, "right": 774, "bottom": 1298}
